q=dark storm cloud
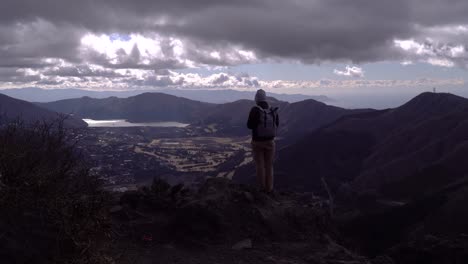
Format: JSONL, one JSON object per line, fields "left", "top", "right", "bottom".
{"left": 161, "top": 0, "right": 413, "bottom": 63}
{"left": 0, "top": 19, "right": 84, "bottom": 68}
{"left": 2, "top": 0, "right": 468, "bottom": 64}
{"left": 0, "top": 0, "right": 468, "bottom": 88}
{"left": 410, "top": 0, "right": 468, "bottom": 26}
{"left": 0, "top": 0, "right": 264, "bottom": 33}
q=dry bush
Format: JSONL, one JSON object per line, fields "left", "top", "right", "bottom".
{"left": 0, "top": 119, "right": 111, "bottom": 263}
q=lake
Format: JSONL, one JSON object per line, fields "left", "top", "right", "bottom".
{"left": 83, "top": 119, "right": 189, "bottom": 128}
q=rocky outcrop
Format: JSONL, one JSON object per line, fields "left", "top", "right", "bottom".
{"left": 110, "top": 178, "right": 371, "bottom": 264}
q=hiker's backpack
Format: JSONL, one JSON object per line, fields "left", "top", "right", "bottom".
{"left": 255, "top": 106, "right": 278, "bottom": 138}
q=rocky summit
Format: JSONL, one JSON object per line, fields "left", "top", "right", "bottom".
{"left": 108, "top": 178, "right": 372, "bottom": 264}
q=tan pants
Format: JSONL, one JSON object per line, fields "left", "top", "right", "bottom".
{"left": 251, "top": 140, "right": 275, "bottom": 192}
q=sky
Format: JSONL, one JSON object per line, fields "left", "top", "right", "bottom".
{"left": 1, "top": 0, "right": 468, "bottom": 107}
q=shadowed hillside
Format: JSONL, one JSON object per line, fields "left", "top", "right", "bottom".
{"left": 272, "top": 92, "right": 468, "bottom": 197}
{"left": 278, "top": 99, "right": 372, "bottom": 144}
{"left": 267, "top": 92, "right": 468, "bottom": 257}
{"left": 0, "top": 93, "right": 87, "bottom": 128}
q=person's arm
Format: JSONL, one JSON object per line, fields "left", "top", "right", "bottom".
{"left": 247, "top": 107, "right": 260, "bottom": 129}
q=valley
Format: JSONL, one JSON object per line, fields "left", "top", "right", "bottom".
{"left": 73, "top": 126, "right": 253, "bottom": 191}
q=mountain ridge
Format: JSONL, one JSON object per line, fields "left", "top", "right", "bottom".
{"left": 0, "top": 93, "right": 87, "bottom": 128}
{"left": 0, "top": 87, "right": 332, "bottom": 104}
{"left": 273, "top": 92, "right": 468, "bottom": 196}
{"left": 37, "top": 92, "right": 215, "bottom": 123}
{"left": 38, "top": 92, "right": 369, "bottom": 143}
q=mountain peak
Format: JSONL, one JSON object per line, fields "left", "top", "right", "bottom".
{"left": 407, "top": 92, "right": 467, "bottom": 105}
{"left": 395, "top": 92, "right": 468, "bottom": 116}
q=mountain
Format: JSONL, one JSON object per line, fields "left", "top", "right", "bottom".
{"left": 0, "top": 87, "right": 331, "bottom": 104}
{"left": 270, "top": 92, "right": 468, "bottom": 256}
{"left": 274, "top": 92, "right": 468, "bottom": 197}
{"left": 199, "top": 97, "right": 371, "bottom": 141}
{"left": 277, "top": 99, "right": 371, "bottom": 144}
{"left": 161, "top": 88, "right": 332, "bottom": 104}
{"left": 0, "top": 93, "right": 87, "bottom": 128}
{"left": 37, "top": 93, "right": 215, "bottom": 123}
{"left": 231, "top": 100, "right": 373, "bottom": 184}
{"left": 198, "top": 97, "right": 288, "bottom": 136}
{"left": 39, "top": 93, "right": 367, "bottom": 142}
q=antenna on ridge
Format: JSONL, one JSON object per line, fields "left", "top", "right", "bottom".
{"left": 433, "top": 87, "right": 437, "bottom": 93}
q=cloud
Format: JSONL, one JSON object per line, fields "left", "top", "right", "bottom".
{"left": 0, "top": 64, "right": 462, "bottom": 92}
{"left": 0, "top": 68, "right": 262, "bottom": 90}
{"left": 2, "top": 0, "right": 468, "bottom": 65}
{"left": 79, "top": 33, "right": 258, "bottom": 70}
{"left": 259, "top": 78, "right": 464, "bottom": 90}
{"left": 394, "top": 24, "right": 468, "bottom": 68}
{"left": 0, "top": 0, "right": 468, "bottom": 90}
{"left": 333, "top": 66, "right": 365, "bottom": 78}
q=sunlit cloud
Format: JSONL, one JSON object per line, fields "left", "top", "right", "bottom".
{"left": 79, "top": 33, "right": 258, "bottom": 70}
{"left": 394, "top": 24, "right": 468, "bottom": 68}
{"left": 333, "top": 66, "right": 365, "bottom": 78}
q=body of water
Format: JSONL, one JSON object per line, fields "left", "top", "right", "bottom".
{"left": 83, "top": 119, "right": 189, "bottom": 128}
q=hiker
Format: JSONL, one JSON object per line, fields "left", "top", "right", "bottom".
{"left": 247, "top": 89, "right": 279, "bottom": 192}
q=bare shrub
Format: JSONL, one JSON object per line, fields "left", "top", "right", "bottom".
{"left": 0, "top": 119, "right": 111, "bottom": 263}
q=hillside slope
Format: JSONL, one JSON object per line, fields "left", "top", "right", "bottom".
{"left": 274, "top": 92, "right": 468, "bottom": 197}
{"left": 273, "top": 92, "right": 468, "bottom": 257}
{"left": 0, "top": 93, "right": 87, "bottom": 128}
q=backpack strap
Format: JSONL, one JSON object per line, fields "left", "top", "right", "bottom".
{"left": 254, "top": 105, "right": 266, "bottom": 111}
{"left": 269, "top": 107, "right": 279, "bottom": 127}
{"left": 254, "top": 105, "right": 268, "bottom": 128}
{"left": 254, "top": 105, "right": 269, "bottom": 116}
{"left": 254, "top": 105, "right": 272, "bottom": 112}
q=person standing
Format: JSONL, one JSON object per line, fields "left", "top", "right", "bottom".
{"left": 247, "top": 89, "right": 279, "bottom": 192}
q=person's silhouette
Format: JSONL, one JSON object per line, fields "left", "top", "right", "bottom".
{"left": 247, "top": 89, "right": 279, "bottom": 192}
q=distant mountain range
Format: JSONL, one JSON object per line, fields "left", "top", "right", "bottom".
{"left": 37, "top": 92, "right": 367, "bottom": 141}
{"left": 1, "top": 88, "right": 367, "bottom": 141}
{"left": 0, "top": 87, "right": 331, "bottom": 104}
{"left": 0, "top": 93, "right": 87, "bottom": 128}
{"left": 37, "top": 93, "right": 214, "bottom": 123}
